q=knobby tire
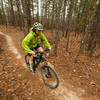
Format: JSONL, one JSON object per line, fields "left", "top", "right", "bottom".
{"left": 40, "top": 65, "right": 60, "bottom": 89}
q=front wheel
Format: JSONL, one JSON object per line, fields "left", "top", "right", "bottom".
{"left": 40, "top": 65, "right": 60, "bottom": 89}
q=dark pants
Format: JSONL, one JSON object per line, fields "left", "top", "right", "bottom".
{"left": 27, "top": 44, "right": 40, "bottom": 56}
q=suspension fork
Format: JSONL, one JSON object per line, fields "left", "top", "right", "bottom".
{"left": 33, "top": 57, "right": 37, "bottom": 72}
{"left": 44, "top": 62, "right": 51, "bottom": 75}
{"left": 33, "top": 57, "right": 41, "bottom": 72}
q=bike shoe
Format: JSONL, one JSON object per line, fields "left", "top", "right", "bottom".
{"left": 30, "top": 69, "right": 35, "bottom": 75}
{"left": 32, "top": 71, "right": 35, "bottom": 75}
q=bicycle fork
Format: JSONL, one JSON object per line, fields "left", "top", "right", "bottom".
{"left": 43, "top": 65, "right": 51, "bottom": 78}
{"left": 33, "top": 58, "right": 40, "bottom": 72}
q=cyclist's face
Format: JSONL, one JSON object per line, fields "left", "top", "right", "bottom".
{"left": 36, "top": 29, "right": 41, "bottom": 35}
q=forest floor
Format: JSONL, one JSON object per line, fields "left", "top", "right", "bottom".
{"left": 0, "top": 25, "right": 100, "bottom": 100}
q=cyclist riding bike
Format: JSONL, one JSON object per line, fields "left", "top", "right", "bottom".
{"left": 22, "top": 22, "right": 51, "bottom": 74}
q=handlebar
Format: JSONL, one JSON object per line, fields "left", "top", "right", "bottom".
{"left": 34, "top": 49, "right": 50, "bottom": 58}
{"left": 36, "top": 49, "right": 49, "bottom": 55}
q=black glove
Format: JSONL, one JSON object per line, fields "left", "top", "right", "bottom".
{"left": 45, "top": 48, "right": 50, "bottom": 53}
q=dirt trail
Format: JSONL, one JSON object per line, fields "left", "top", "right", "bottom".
{"left": 0, "top": 31, "right": 85, "bottom": 100}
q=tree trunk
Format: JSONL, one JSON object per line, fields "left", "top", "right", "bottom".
{"left": 62, "top": 0, "right": 67, "bottom": 37}
{"left": 54, "top": 0, "right": 62, "bottom": 56}
{"left": 0, "top": 9, "right": 2, "bottom": 24}
{"left": 66, "top": 0, "right": 74, "bottom": 51}
{"left": 31, "top": 0, "right": 34, "bottom": 23}
{"left": 36, "top": 0, "right": 39, "bottom": 22}
{"left": 50, "top": 0, "right": 55, "bottom": 35}
{"left": 9, "top": 0, "right": 15, "bottom": 25}
{"left": 75, "top": 25, "right": 89, "bottom": 63}
{"left": 1, "top": 0, "right": 7, "bottom": 25}
{"left": 27, "top": 0, "right": 32, "bottom": 26}
{"left": 75, "top": 0, "right": 97, "bottom": 62}
{"left": 21, "top": 0, "right": 30, "bottom": 36}
{"left": 16, "top": 0, "right": 23, "bottom": 30}
{"left": 41, "top": 0, "right": 45, "bottom": 24}
{"left": 44, "top": 0, "right": 48, "bottom": 27}
{"left": 89, "top": 40, "right": 96, "bottom": 57}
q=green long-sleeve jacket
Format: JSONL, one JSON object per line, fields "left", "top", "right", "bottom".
{"left": 22, "top": 29, "right": 51, "bottom": 54}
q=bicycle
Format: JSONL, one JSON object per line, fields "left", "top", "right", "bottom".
{"left": 25, "top": 50, "right": 60, "bottom": 89}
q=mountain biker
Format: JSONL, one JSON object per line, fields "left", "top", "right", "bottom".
{"left": 22, "top": 22, "right": 51, "bottom": 74}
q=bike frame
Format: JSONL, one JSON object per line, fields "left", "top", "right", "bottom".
{"left": 32, "top": 53, "right": 47, "bottom": 71}
{"left": 25, "top": 52, "right": 60, "bottom": 89}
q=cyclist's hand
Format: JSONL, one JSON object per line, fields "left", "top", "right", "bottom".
{"left": 45, "top": 48, "right": 51, "bottom": 57}
{"left": 45, "top": 48, "right": 51, "bottom": 53}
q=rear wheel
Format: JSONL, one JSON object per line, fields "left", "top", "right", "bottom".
{"left": 40, "top": 65, "right": 60, "bottom": 89}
